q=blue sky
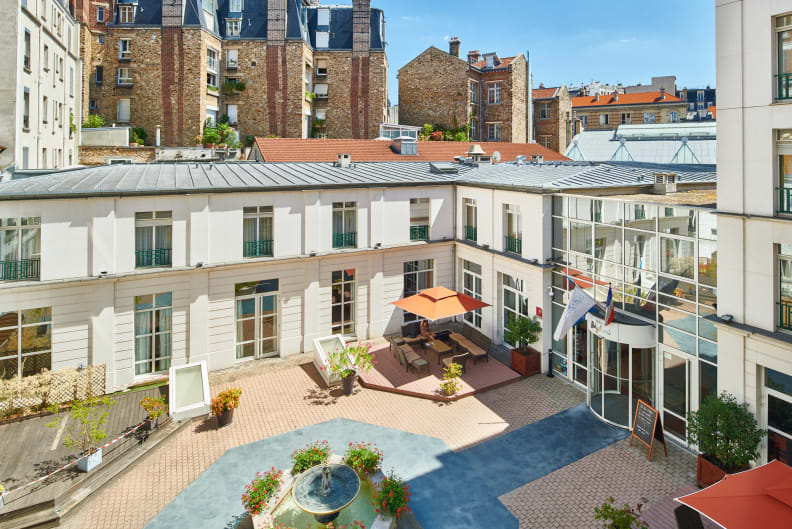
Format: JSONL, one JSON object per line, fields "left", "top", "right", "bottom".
{"left": 368, "top": 0, "right": 715, "bottom": 102}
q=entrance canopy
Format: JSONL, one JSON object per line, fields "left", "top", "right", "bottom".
{"left": 392, "top": 286, "right": 490, "bottom": 321}
{"left": 676, "top": 460, "right": 792, "bottom": 529}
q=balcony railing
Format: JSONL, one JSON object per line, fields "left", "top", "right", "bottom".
{"left": 778, "top": 187, "right": 792, "bottom": 214}
{"left": 333, "top": 232, "right": 356, "bottom": 249}
{"left": 0, "top": 258, "right": 40, "bottom": 281}
{"left": 243, "top": 240, "right": 273, "bottom": 258}
{"left": 504, "top": 235, "right": 522, "bottom": 254}
{"left": 410, "top": 225, "right": 428, "bottom": 241}
{"left": 779, "top": 301, "right": 792, "bottom": 332}
{"left": 135, "top": 248, "right": 171, "bottom": 268}
{"left": 464, "top": 225, "right": 477, "bottom": 242}
{"left": 778, "top": 73, "right": 792, "bottom": 100}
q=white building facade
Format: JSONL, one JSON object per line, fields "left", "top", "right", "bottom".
{"left": 0, "top": 0, "right": 81, "bottom": 173}
{"left": 716, "top": 0, "right": 792, "bottom": 465}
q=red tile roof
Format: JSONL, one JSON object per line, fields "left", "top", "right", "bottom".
{"left": 471, "top": 56, "right": 516, "bottom": 69}
{"left": 252, "top": 138, "right": 568, "bottom": 163}
{"left": 572, "top": 91, "right": 684, "bottom": 108}
{"left": 533, "top": 87, "right": 559, "bottom": 99}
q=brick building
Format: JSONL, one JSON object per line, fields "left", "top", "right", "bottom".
{"left": 532, "top": 84, "right": 572, "bottom": 154}
{"left": 572, "top": 89, "right": 688, "bottom": 131}
{"left": 73, "top": 0, "right": 387, "bottom": 146}
{"left": 398, "top": 38, "right": 531, "bottom": 143}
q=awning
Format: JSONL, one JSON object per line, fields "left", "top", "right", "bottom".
{"left": 391, "top": 286, "right": 490, "bottom": 321}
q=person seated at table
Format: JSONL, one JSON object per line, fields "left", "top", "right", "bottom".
{"left": 419, "top": 319, "right": 434, "bottom": 341}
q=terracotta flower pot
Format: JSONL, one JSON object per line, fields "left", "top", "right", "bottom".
{"left": 342, "top": 373, "right": 356, "bottom": 395}
{"left": 510, "top": 347, "right": 541, "bottom": 377}
{"left": 696, "top": 454, "right": 727, "bottom": 488}
{"left": 216, "top": 408, "right": 234, "bottom": 427}
{"left": 142, "top": 416, "right": 159, "bottom": 432}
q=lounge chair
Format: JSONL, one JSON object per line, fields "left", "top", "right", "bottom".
{"left": 674, "top": 505, "right": 705, "bottom": 529}
{"left": 400, "top": 344, "right": 429, "bottom": 375}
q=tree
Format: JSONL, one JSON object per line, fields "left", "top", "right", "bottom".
{"left": 504, "top": 315, "right": 542, "bottom": 354}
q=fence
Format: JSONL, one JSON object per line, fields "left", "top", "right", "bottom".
{"left": 0, "top": 364, "right": 106, "bottom": 419}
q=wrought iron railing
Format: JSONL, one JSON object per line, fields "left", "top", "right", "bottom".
{"left": 778, "top": 187, "right": 792, "bottom": 215}
{"left": 464, "top": 225, "right": 477, "bottom": 242}
{"left": 780, "top": 301, "right": 792, "bottom": 332}
{"left": 332, "top": 232, "right": 357, "bottom": 249}
{"left": 504, "top": 235, "right": 522, "bottom": 254}
{"left": 778, "top": 73, "right": 792, "bottom": 100}
{"left": 410, "top": 225, "right": 428, "bottom": 241}
{"left": 243, "top": 240, "right": 273, "bottom": 258}
{"left": 0, "top": 258, "right": 40, "bottom": 280}
{"left": 135, "top": 248, "right": 171, "bottom": 268}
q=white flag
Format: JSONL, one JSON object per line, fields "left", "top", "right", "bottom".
{"left": 553, "top": 286, "right": 598, "bottom": 341}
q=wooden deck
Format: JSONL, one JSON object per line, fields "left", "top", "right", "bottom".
{"left": 358, "top": 341, "right": 521, "bottom": 402}
{"left": 0, "top": 385, "right": 167, "bottom": 520}
{"left": 639, "top": 484, "right": 720, "bottom": 529}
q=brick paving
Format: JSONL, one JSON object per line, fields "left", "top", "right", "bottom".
{"left": 59, "top": 357, "right": 698, "bottom": 529}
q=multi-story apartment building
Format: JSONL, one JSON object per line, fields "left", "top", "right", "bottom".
{"left": 572, "top": 89, "right": 688, "bottom": 131}
{"left": 533, "top": 84, "right": 572, "bottom": 153}
{"left": 623, "top": 75, "right": 677, "bottom": 95}
{"left": 73, "top": 0, "right": 387, "bottom": 146}
{"left": 677, "top": 87, "right": 717, "bottom": 121}
{"left": 0, "top": 0, "right": 81, "bottom": 172}
{"left": 716, "top": 0, "right": 792, "bottom": 465}
{"left": 398, "top": 38, "right": 531, "bottom": 143}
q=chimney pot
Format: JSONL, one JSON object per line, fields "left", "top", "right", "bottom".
{"left": 539, "top": 82, "right": 545, "bottom": 89}
{"left": 660, "top": 87, "right": 666, "bottom": 100}
{"left": 449, "top": 37, "right": 461, "bottom": 58}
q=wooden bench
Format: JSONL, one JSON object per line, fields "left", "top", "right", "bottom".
{"left": 450, "top": 325, "right": 491, "bottom": 364}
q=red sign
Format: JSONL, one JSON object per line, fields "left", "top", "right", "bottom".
{"left": 536, "top": 307, "right": 543, "bottom": 317}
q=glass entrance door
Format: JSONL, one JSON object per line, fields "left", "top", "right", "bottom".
{"left": 662, "top": 348, "right": 691, "bottom": 442}
{"left": 235, "top": 293, "right": 279, "bottom": 360}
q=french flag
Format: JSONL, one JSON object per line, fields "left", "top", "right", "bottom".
{"left": 604, "top": 285, "right": 615, "bottom": 326}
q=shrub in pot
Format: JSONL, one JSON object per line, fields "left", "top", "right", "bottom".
{"left": 291, "top": 440, "right": 330, "bottom": 474}
{"left": 505, "top": 315, "right": 542, "bottom": 376}
{"left": 140, "top": 395, "right": 168, "bottom": 431}
{"left": 241, "top": 467, "right": 283, "bottom": 529}
{"left": 211, "top": 387, "right": 242, "bottom": 427}
{"left": 372, "top": 470, "right": 411, "bottom": 520}
{"left": 593, "top": 496, "right": 648, "bottom": 529}
{"left": 342, "top": 442, "right": 383, "bottom": 475}
{"left": 324, "top": 343, "right": 376, "bottom": 395}
{"left": 686, "top": 391, "right": 765, "bottom": 487}
{"left": 47, "top": 396, "right": 116, "bottom": 472}
{"left": 440, "top": 362, "right": 462, "bottom": 396}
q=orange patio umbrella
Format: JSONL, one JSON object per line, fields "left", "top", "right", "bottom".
{"left": 676, "top": 460, "right": 792, "bottom": 529}
{"left": 391, "top": 286, "right": 490, "bottom": 321}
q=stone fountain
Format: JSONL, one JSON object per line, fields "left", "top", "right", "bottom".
{"left": 292, "top": 462, "right": 361, "bottom": 525}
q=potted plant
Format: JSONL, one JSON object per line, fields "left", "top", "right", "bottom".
{"left": 325, "top": 343, "right": 375, "bottom": 395}
{"left": 140, "top": 395, "right": 167, "bottom": 431}
{"left": 593, "top": 496, "right": 648, "bottom": 529}
{"left": 505, "top": 315, "right": 543, "bottom": 377}
{"left": 211, "top": 387, "right": 242, "bottom": 427}
{"left": 47, "top": 396, "right": 115, "bottom": 473}
{"left": 687, "top": 391, "right": 765, "bottom": 487}
{"left": 440, "top": 362, "right": 462, "bottom": 396}
{"left": 342, "top": 442, "right": 383, "bottom": 475}
{"left": 291, "top": 440, "right": 330, "bottom": 474}
{"left": 202, "top": 126, "right": 220, "bottom": 149}
{"left": 0, "top": 483, "right": 5, "bottom": 509}
{"left": 241, "top": 467, "right": 283, "bottom": 529}
{"left": 372, "top": 470, "right": 411, "bottom": 520}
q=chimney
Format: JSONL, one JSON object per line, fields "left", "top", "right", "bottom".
{"left": 467, "top": 50, "right": 481, "bottom": 65}
{"left": 653, "top": 172, "right": 677, "bottom": 194}
{"left": 595, "top": 93, "right": 600, "bottom": 102}
{"left": 352, "top": 0, "right": 371, "bottom": 57}
{"left": 612, "top": 91, "right": 618, "bottom": 102}
{"left": 449, "top": 37, "right": 461, "bottom": 58}
{"left": 161, "top": 0, "right": 184, "bottom": 26}
{"left": 267, "top": 0, "right": 286, "bottom": 43}
{"left": 539, "top": 82, "right": 545, "bottom": 89}
{"left": 660, "top": 87, "right": 666, "bottom": 100}
{"left": 337, "top": 153, "right": 352, "bottom": 168}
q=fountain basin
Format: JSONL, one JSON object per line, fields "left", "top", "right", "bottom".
{"left": 292, "top": 463, "right": 360, "bottom": 524}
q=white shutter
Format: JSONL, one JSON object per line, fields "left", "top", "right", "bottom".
{"left": 316, "top": 32, "right": 329, "bottom": 48}
{"left": 117, "top": 98, "right": 130, "bottom": 122}
{"left": 314, "top": 84, "right": 328, "bottom": 97}
{"left": 226, "top": 49, "right": 238, "bottom": 67}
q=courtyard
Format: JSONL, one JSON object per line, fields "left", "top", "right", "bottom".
{"left": 45, "top": 346, "right": 706, "bottom": 529}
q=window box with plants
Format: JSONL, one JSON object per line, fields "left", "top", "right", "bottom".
{"left": 687, "top": 391, "right": 765, "bottom": 488}
{"left": 222, "top": 79, "right": 246, "bottom": 96}
{"left": 506, "top": 316, "right": 543, "bottom": 377}
{"left": 211, "top": 387, "right": 242, "bottom": 427}
{"left": 47, "top": 396, "right": 116, "bottom": 473}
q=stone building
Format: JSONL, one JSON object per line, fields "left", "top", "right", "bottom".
{"left": 532, "top": 84, "right": 572, "bottom": 154}
{"left": 74, "top": 0, "right": 387, "bottom": 146}
{"left": 572, "top": 89, "right": 688, "bottom": 131}
{"left": 398, "top": 38, "right": 531, "bottom": 143}
{"left": 0, "top": 0, "right": 81, "bottom": 172}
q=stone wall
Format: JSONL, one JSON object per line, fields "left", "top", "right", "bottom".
{"left": 575, "top": 101, "right": 689, "bottom": 130}
{"left": 534, "top": 86, "right": 573, "bottom": 154}
{"left": 79, "top": 145, "right": 155, "bottom": 165}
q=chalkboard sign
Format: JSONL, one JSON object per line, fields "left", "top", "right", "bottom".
{"left": 629, "top": 399, "right": 667, "bottom": 462}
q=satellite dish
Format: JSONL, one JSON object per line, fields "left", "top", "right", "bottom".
{"left": 492, "top": 151, "right": 502, "bottom": 163}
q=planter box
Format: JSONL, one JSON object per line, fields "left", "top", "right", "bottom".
{"left": 77, "top": 447, "right": 103, "bottom": 473}
{"left": 696, "top": 454, "right": 727, "bottom": 488}
{"left": 510, "top": 347, "right": 541, "bottom": 377}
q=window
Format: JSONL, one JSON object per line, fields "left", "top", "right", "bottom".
{"left": 98, "top": 35, "right": 105, "bottom": 44}
{"left": 462, "top": 260, "right": 483, "bottom": 328}
{"left": 226, "top": 19, "right": 241, "bottom": 37}
{"left": 0, "top": 308, "right": 51, "bottom": 379}
{"left": 582, "top": 115, "right": 588, "bottom": 127}
{"left": 539, "top": 136, "right": 551, "bottom": 148}
{"left": 117, "top": 67, "right": 132, "bottom": 86}
{"left": 599, "top": 114, "right": 609, "bottom": 126}
{"left": 118, "top": 5, "right": 133, "bottom": 23}
{"left": 235, "top": 280, "right": 279, "bottom": 360}
{"left": 314, "top": 83, "right": 328, "bottom": 99}
{"left": 135, "top": 211, "right": 172, "bottom": 268}
{"left": 539, "top": 102, "right": 551, "bottom": 120}
{"left": 134, "top": 293, "right": 172, "bottom": 376}
{"left": 0, "top": 217, "right": 41, "bottom": 281}
{"left": 316, "top": 59, "right": 327, "bottom": 77}
{"left": 226, "top": 103, "right": 238, "bottom": 125}
{"left": 778, "top": 16, "right": 792, "bottom": 99}
{"left": 463, "top": 198, "right": 477, "bottom": 241}
{"left": 766, "top": 368, "right": 792, "bottom": 464}
{"left": 669, "top": 111, "right": 679, "bottom": 123}
{"left": 22, "top": 148, "right": 29, "bottom": 169}
{"left": 487, "top": 122, "right": 501, "bottom": 141}
{"left": 403, "top": 260, "right": 433, "bottom": 322}
{"left": 317, "top": 7, "right": 330, "bottom": 25}
{"left": 696, "top": 90, "right": 705, "bottom": 101}
{"left": 58, "top": 57, "right": 63, "bottom": 81}
{"left": 226, "top": 49, "right": 238, "bottom": 68}
{"left": 409, "top": 198, "right": 430, "bottom": 241}
{"left": 43, "top": 45, "right": 49, "bottom": 71}
{"left": 40, "top": 0, "right": 45, "bottom": 19}
{"left": 643, "top": 112, "right": 656, "bottom": 124}
{"left": 23, "top": 30, "right": 31, "bottom": 70}
{"left": 22, "top": 88, "right": 29, "bottom": 129}
{"left": 488, "top": 82, "right": 501, "bottom": 104}
{"left": 470, "top": 80, "right": 478, "bottom": 105}
{"left": 316, "top": 31, "right": 329, "bottom": 48}
{"left": 621, "top": 112, "right": 631, "bottom": 124}
{"left": 780, "top": 244, "right": 792, "bottom": 331}
{"left": 503, "top": 273, "right": 529, "bottom": 346}
{"left": 332, "top": 202, "right": 357, "bottom": 248}
{"left": 41, "top": 96, "right": 48, "bottom": 123}
{"left": 206, "top": 48, "right": 218, "bottom": 88}
{"left": 331, "top": 270, "right": 355, "bottom": 335}
{"left": 89, "top": 99, "right": 97, "bottom": 111}
{"left": 243, "top": 206, "right": 273, "bottom": 257}
{"left": 229, "top": 0, "right": 242, "bottom": 10}
{"left": 503, "top": 204, "right": 521, "bottom": 254}
{"left": 696, "top": 102, "right": 705, "bottom": 111}
{"left": 95, "top": 65, "right": 103, "bottom": 85}
{"left": 118, "top": 38, "right": 131, "bottom": 59}
{"left": 97, "top": 5, "right": 104, "bottom": 22}
{"left": 41, "top": 148, "right": 47, "bottom": 169}
{"left": 202, "top": 0, "right": 214, "bottom": 10}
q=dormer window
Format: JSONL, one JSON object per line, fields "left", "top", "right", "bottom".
{"left": 118, "top": 5, "right": 133, "bottom": 23}
{"left": 229, "top": 0, "right": 242, "bottom": 11}
{"left": 226, "top": 19, "right": 241, "bottom": 37}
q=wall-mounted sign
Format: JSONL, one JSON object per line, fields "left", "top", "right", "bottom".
{"left": 536, "top": 307, "right": 543, "bottom": 317}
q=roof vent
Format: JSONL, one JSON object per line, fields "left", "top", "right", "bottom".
{"left": 336, "top": 153, "right": 352, "bottom": 168}
{"left": 530, "top": 154, "right": 544, "bottom": 164}
{"left": 653, "top": 172, "right": 677, "bottom": 194}
{"left": 429, "top": 162, "right": 459, "bottom": 174}
{"left": 515, "top": 155, "right": 527, "bottom": 165}
{"left": 391, "top": 137, "right": 418, "bottom": 156}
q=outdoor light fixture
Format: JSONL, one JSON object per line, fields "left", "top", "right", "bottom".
{"left": 547, "top": 287, "right": 554, "bottom": 298}
{"left": 196, "top": 262, "right": 203, "bottom": 268}
{"left": 546, "top": 349, "right": 555, "bottom": 378}
{"left": 483, "top": 244, "right": 489, "bottom": 249}
{"left": 375, "top": 242, "right": 381, "bottom": 247}
{"left": 721, "top": 314, "right": 734, "bottom": 323}
{"left": 310, "top": 251, "right": 316, "bottom": 257}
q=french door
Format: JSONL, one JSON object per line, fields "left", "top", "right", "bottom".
{"left": 235, "top": 292, "right": 279, "bottom": 360}
{"left": 661, "top": 347, "right": 693, "bottom": 444}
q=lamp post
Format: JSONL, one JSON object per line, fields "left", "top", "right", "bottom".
{"left": 546, "top": 348, "right": 555, "bottom": 378}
